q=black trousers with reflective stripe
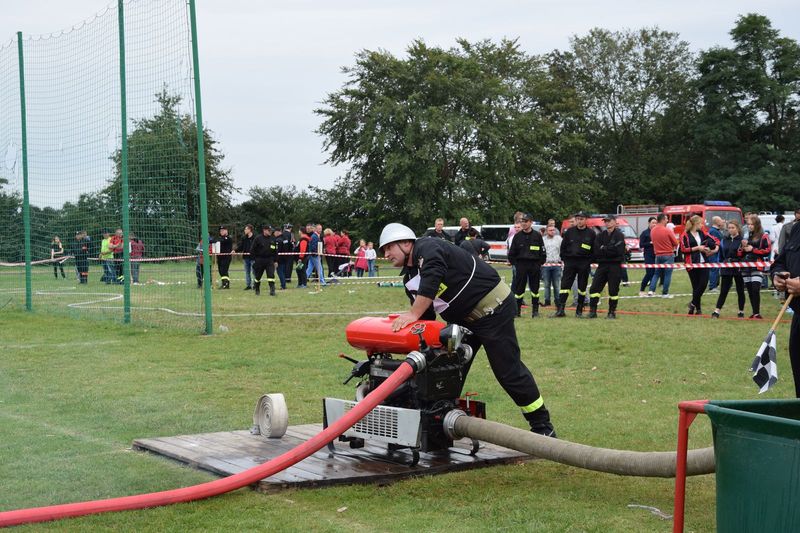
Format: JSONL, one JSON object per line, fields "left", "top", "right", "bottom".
{"left": 589, "top": 263, "right": 622, "bottom": 298}
{"left": 253, "top": 259, "right": 275, "bottom": 283}
{"left": 218, "top": 256, "right": 231, "bottom": 279}
{"left": 512, "top": 261, "right": 541, "bottom": 300}
{"left": 461, "top": 294, "right": 547, "bottom": 417}
{"left": 560, "top": 260, "right": 591, "bottom": 299}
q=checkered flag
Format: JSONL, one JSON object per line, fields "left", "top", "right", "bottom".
{"left": 750, "top": 295, "right": 794, "bottom": 394}
{"left": 750, "top": 331, "right": 778, "bottom": 394}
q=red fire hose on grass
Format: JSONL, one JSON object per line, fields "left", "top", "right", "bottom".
{"left": 0, "top": 355, "right": 425, "bottom": 528}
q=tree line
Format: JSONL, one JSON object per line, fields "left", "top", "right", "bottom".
{"left": 1, "top": 14, "right": 797, "bottom": 261}
{"left": 235, "top": 14, "right": 800, "bottom": 239}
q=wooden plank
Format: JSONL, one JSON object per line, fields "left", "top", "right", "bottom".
{"left": 133, "top": 424, "right": 530, "bottom": 493}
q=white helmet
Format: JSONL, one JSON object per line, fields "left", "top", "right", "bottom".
{"left": 379, "top": 223, "right": 416, "bottom": 251}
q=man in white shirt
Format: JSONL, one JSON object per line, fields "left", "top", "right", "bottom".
{"left": 541, "top": 225, "right": 563, "bottom": 307}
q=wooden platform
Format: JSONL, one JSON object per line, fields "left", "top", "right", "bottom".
{"left": 132, "top": 424, "right": 530, "bottom": 491}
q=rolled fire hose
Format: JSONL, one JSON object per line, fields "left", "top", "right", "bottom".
{"left": 444, "top": 411, "right": 714, "bottom": 477}
{"left": 0, "top": 352, "right": 427, "bottom": 528}
{"left": 252, "top": 393, "right": 289, "bottom": 438}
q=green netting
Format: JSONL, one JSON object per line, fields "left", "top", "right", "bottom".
{"left": 0, "top": 0, "right": 210, "bottom": 330}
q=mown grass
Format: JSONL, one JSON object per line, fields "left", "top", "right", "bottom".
{"left": 0, "top": 267, "right": 792, "bottom": 532}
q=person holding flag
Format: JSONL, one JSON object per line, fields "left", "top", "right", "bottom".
{"left": 771, "top": 218, "right": 800, "bottom": 396}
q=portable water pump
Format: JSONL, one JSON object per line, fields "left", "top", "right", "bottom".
{"left": 323, "top": 315, "right": 485, "bottom": 465}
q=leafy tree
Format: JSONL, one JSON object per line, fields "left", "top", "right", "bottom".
{"left": 562, "top": 28, "right": 697, "bottom": 207}
{"left": 315, "top": 38, "right": 593, "bottom": 233}
{"left": 107, "top": 90, "right": 236, "bottom": 256}
{"left": 694, "top": 14, "right": 800, "bottom": 211}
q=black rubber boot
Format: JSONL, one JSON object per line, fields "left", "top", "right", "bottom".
{"left": 254, "top": 281, "right": 260, "bottom": 295}
{"left": 531, "top": 300, "right": 539, "bottom": 318}
{"left": 575, "top": 295, "right": 585, "bottom": 318}
{"left": 524, "top": 408, "right": 557, "bottom": 438}
{"left": 585, "top": 297, "right": 599, "bottom": 318}
{"left": 515, "top": 298, "right": 522, "bottom": 317}
{"left": 551, "top": 294, "right": 567, "bottom": 318}
{"left": 269, "top": 282, "right": 276, "bottom": 296}
{"left": 606, "top": 299, "right": 618, "bottom": 319}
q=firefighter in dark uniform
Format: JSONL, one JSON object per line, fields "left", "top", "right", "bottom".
{"left": 772, "top": 221, "right": 800, "bottom": 397}
{"left": 250, "top": 224, "right": 278, "bottom": 296}
{"left": 507, "top": 213, "right": 547, "bottom": 318}
{"left": 72, "top": 230, "right": 90, "bottom": 284}
{"left": 587, "top": 215, "right": 626, "bottom": 319}
{"left": 215, "top": 225, "right": 234, "bottom": 289}
{"left": 554, "top": 211, "right": 595, "bottom": 317}
{"left": 277, "top": 223, "right": 296, "bottom": 290}
{"left": 380, "top": 223, "right": 557, "bottom": 437}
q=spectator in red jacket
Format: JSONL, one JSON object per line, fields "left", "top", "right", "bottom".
{"left": 648, "top": 214, "right": 680, "bottom": 297}
{"left": 680, "top": 215, "right": 719, "bottom": 315}
{"left": 337, "top": 230, "right": 352, "bottom": 276}
{"left": 296, "top": 228, "right": 311, "bottom": 288}
{"left": 741, "top": 214, "right": 772, "bottom": 319}
{"left": 323, "top": 228, "right": 338, "bottom": 278}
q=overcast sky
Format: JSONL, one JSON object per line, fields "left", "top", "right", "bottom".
{"left": 1, "top": 1, "right": 797, "bottom": 204}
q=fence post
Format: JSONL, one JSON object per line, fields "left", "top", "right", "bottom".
{"left": 117, "top": 0, "right": 132, "bottom": 323}
{"left": 188, "top": 0, "right": 213, "bottom": 335}
{"left": 16, "top": 32, "right": 31, "bottom": 312}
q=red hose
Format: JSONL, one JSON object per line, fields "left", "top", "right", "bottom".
{"left": 0, "top": 361, "right": 416, "bottom": 527}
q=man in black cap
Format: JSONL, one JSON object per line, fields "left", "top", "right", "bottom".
{"left": 277, "top": 223, "right": 296, "bottom": 289}
{"left": 586, "top": 215, "right": 626, "bottom": 319}
{"left": 553, "top": 210, "right": 595, "bottom": 317}
{"left": 215, "top": 225, "right": 234, "bottom": 289}
{"left": 508, "top": 213, "right": 546, "bottom": 317}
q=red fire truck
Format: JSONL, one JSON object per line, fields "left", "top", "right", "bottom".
{"left": 662, "top": 201, "right": 743, "bottom": 237}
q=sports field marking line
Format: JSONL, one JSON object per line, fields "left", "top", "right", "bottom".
{"left": 0, "top": 411, "right": 124, "bottom": 450}
{"left": 6, "top": 340, "right": 122, "bottom": 350}
{"left": 67, "top": 293, "right": 124, "bottom": 308}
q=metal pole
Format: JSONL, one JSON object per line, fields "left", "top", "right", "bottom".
{"left": 17, "top": 32, "right": 31, "bottom": 312}
{"left": 188, "top": 0, "right": 213, "bottom": 334}
{"left": 117, "top": 0, "right": 131, "bottom": 323}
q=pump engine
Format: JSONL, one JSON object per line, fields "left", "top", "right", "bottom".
{"left": 323, "top": 315, "right": 485, "bottom": 465}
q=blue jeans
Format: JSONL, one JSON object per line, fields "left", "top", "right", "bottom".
{"left": 707, "top": 253, "right": 720, "bottom": 290}
{"left": 640, "top": 253, "right": 656, "bottom": 291}
{"left": 541, "top": 265, "right": 562, "bottom": 304}
{"left": 102, "top": 260, "right": 115, "bottom": 284}
{"left": 306, "top": 255, "right": 326, "bottom": 284}
{"left": 368, "top": 259, "right": 376, "bottom": 277}
{"left": 243, "top": 258, "right": 253, "bottom": 288}
{"left": 649, "top": 255, "right": 674, "bottom": 294}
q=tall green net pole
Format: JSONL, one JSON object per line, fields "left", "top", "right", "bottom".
{"left": 16, "top": 32, "right": 31, "bottom": 312}
{"left": 0, "top": 1, "right": 208, "bottom": 330}
{"left": 117, "top": 0, "right": 131, "bottom": 323}
{"left": 189, "top": 0, "right": 212, "bottom": 335}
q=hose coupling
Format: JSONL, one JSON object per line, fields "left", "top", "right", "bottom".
{"left": 443, "top": 409, "right": 466, "bottom": 440}
{"left": 405, "top": 350, "right": 427, "bottom": 373}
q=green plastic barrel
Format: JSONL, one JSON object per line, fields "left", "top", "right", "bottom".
{"left": 705, "top": 399, "right": 800, "bottom": 532}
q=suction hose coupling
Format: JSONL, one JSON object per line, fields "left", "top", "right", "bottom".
{"left": 405, "top": 350, "right": 427, "bottom": 373}
{"left": 443, "top": 409, "right": 466, "bottom": 441}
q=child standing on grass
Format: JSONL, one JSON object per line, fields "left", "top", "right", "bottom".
{"left": 365, "top": 242, "right": 377, "bottom": 277}
{"left": 51, "top": 236, "right": 65, "bottom": 279}
{"left": 354, "top": 239, "right": 368, "bottom": 277}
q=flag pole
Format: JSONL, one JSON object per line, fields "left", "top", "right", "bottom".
{"left": 769, "top": 294, "right": 794, "bottom": 333}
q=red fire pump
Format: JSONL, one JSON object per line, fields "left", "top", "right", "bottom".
{"left": 323, "top": 315, "right": 485, "bottom": 465}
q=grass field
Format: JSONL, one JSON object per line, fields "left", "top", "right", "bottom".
{"left": 0, "top": 264, "right": 794, "bottom": 532}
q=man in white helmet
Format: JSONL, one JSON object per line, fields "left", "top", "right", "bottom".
{"left": 379, "top": 222, "right": 557, "bottom": 437}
